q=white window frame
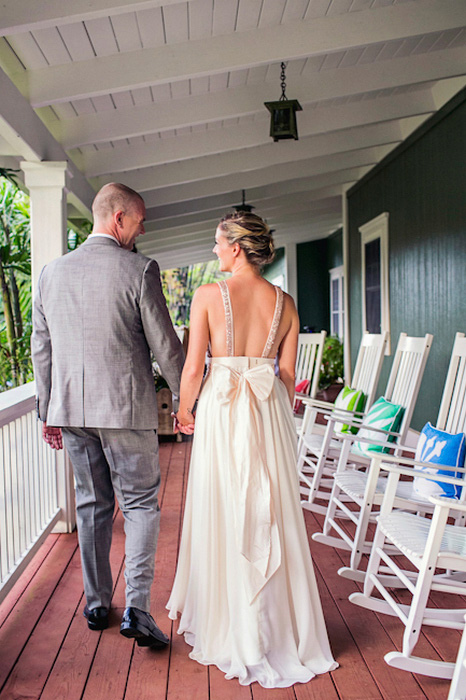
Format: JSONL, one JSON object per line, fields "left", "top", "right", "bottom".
{"left": 360, "top": 212, "right": 391, "bottom": 355}
{"left": 329, "top": 265, "right": 344, "bottom": 340}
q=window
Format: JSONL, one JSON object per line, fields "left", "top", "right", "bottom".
{"left": 329, "top": 265, "right": 344, "bottom": 340}
{"left": 360, "top": 212, "right": 390, "bottom": 354}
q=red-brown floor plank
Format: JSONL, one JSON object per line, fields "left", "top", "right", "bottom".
{"left": 251, "top": 684, "right": 296, "bottom": 699}
{"left": 39, "top": 511, "right": 127, "bottom": 700}
{"left": 80, "top": 440, "right": 177, "bottom": 700}
{"left": 0, "top": 440, "right": 461, "bottom": 700}
{"left": 0, "top": 533, "right": 59, "bottom": 628}
{"left": 208, "top": 664, "right": 253, "bottom": 699}
{"left": 0, "top": 537, "right": 84, "bottom": 699}
{"left": 305, "top": 510, "right": 427, "bottom": 700}
{"left": 125, "top": 439, "right": 188, "bottom": 700}
{"left": 0, "top": 532, "right": 78, "bottom": 692}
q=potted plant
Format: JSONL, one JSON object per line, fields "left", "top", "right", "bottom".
{"left": 317, "top": 336, "right": 344, "bottom": 402}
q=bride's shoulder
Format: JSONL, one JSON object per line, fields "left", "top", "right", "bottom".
{"left": 191, "top": 282, "right": 222, "bottom": 307}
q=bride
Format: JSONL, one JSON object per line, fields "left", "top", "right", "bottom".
{"left": 167, "top": 211, "right": 338, "bottom": 688}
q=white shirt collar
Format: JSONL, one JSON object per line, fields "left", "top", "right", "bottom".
{"left": 88, "top": 232, "right": 120, "bottom": 246}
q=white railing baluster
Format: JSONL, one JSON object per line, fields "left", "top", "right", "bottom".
{"left": 0, "top": 381, "right": 75, "bottom": 602}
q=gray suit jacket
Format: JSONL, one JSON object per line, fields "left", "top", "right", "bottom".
{"left": 31, "top": 236, "right": 184, "bottom": 429}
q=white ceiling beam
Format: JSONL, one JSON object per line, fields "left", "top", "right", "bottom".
{"left": 80, "top": 117, "right": 405, "bottom": 177}
{"left": 144, "top": 171, "right": 368, "bottom": 224}
{"left": 55, "top": 66, "right": 444, "bottom": 149}
{"left": 143, "top": 196, "right": 343, "bottom": 241}
{"left": 137, "top": 145, "right": 393, "bottom": 206}
{"left": 0, "top": 0, "right": 193, "bottom": 36}
{"left": 13, "top": 0, "right": 466, "bottom": 106}
{"left": 91, "top": 132, "right": 402, "bottom": 194}
{"left": 0, "top": 68, "right": 94, "bottom": 216}
{"left": 144, "top": 219, "right": 343, "bottom": 269}
{"left": 139, "top": 207, "right": 341, "bottom": 250}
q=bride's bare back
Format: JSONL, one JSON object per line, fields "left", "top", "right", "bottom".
{"left": 208, "top": 276, "right": 293, "bottom": 359}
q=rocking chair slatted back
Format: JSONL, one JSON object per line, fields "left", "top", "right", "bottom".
{"left": 351, "top": 332, "right": 388, "bottom": 410}
{"left": 384, "top": 332, "right": 434, "bottom": 442}
{"left": 439, "top": 333, "right": 466, "bottom": 434}
{"left": 295, "top": 332, "right": 326, "bottom": 400}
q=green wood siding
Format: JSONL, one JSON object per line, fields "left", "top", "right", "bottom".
{"left": 347, "top": 89, "right": 466, "bottom": 430}
{"left": 297, "top": 228, "right": 343, "bottom": 333}
{"left": 263, "top": 246, "right": 285, "bottom": 284}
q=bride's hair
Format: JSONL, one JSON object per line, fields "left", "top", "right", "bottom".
{"left": 218, "top": 212, "right": 275, "bottom": 267}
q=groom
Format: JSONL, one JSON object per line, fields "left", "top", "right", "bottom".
{"left": 31, "top": 183, "right": 184, "bottom": 648}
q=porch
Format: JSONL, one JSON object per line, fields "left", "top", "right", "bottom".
{"left": 0, "top": 436, "right": 462, "bottom": 700}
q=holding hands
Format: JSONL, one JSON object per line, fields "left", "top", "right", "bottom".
{"left": 172, "top": 411, "right": 195, "bottom": 435}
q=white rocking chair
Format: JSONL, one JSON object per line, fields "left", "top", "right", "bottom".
{"left": 449, "top": 614, "right": 466, "bottom": 700}
{"left": 297, "top": 331, "right": 387, "bottom": 456}
{"left": 313, "top": 333, "right": 466, "bottom": 583}
{"left": 293, "top": 331, "right": 326, "bottom": 424}
{"left": 302, "top": 332, "right": 431, "bottom": 517}
{"left": 350, "top": 461, "right": 466, "bottom": 680}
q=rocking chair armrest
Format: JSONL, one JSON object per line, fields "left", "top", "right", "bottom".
{"left": 427, "top": 495, "right": 466, "bottom": 512}
{"left": 328, "top": 426, "right": 402, "bottom": 449}
{"left": 370, "top": 451, "right": 466, "bottom": 473}
{"left": 301, "top": 396, "right": 366, "bottom": 418}
{"left": 376, "top": 459, "right": 466, "bottom": 486}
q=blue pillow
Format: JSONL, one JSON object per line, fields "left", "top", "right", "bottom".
{"left": 412, "top": 422, "right": 466, "bottom": 500}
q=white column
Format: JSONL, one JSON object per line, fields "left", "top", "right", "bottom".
{"left": 21, "top": 161, "right": 68, "bottom": 293}
{"left": 22, "top": 161, "right": 76, "bottom": 533}
{"left": 284, "top": 242, "right": 298, "bottom": 304}
{"left": 342, "top": 187, "right": 352, "bottom": 384}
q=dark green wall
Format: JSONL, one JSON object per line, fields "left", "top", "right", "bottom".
{"left": 297, "top": 228, "right": 343, "bottom": 333}
{"left": 263, "top": 246, "right": 285, "bottom": 283}
{"left": 347, "top": 89, "right": 466, "bottom": 431}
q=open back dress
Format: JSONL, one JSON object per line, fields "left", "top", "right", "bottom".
{"left": 167, "top": 280, "right": 338, "bottom": 688}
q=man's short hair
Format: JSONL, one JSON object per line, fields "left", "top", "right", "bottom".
{"left": 92, "top": 183, "right": 144, "bottom": 220}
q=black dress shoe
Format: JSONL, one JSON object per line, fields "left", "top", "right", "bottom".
{"left": 120, "top": 607, "right": 169, "bottom": 648}
{"left": 83, "top": 605, "right": 109, "bottom": 631}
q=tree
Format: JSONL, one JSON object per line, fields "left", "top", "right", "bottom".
{"left": 0, "top": 170, "right": 90, "bottom": 392}
{"left": 0, "top": 173, "right": 32, "bottom": 389}
{"left": 161, "top": 260, "right": 226, "bottom": 326}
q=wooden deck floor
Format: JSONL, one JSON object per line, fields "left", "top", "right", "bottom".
{"left": 0, "top": 439, "right": 462, "bottom": 700}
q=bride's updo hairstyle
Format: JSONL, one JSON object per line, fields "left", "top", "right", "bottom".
{"left": 218, "top": 212, "right": 275, "bottom": 268}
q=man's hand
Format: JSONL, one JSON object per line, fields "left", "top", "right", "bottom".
{"left": 42, "top": 422, "right": 63, "bottom": 450}
{"left": 172, "top": 412, "right": 195, "bottom": 435}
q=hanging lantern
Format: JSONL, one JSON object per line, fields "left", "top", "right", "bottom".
{"left": 264, "top": 62, "right": 302, "bottom": 142}
{"left": 233, "top": 189, "right": 255, "bottom": 213}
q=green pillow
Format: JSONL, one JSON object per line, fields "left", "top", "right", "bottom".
{"left": 333, "top": 386, "right": 366, "bottom": 434}
{"left": 351, "top": 396, "right": 405, "bottom": 457}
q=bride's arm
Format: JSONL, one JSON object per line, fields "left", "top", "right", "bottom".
{"left": 277, "top": 295, "right": 299, "bottom": 405}
{"left": 176, "top": 286, "right": 210, "bottom": 428}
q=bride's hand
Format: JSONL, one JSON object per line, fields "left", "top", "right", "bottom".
{"left": 172, "top": 411, "right": 195, "bottom": 435}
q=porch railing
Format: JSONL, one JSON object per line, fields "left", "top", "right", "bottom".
{"left": 0, "top": 381, "right": 75, "bottom": 602}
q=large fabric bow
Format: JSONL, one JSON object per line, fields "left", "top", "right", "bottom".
{"left": 212, "top": 362, "right": 275, "bottom": 404}
{"left": 212, "top": 362, "right": 281, "bottom": 603}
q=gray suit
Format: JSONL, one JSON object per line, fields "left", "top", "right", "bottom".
{"left": 32, "top": 236, "right": 184, "bottom": 612}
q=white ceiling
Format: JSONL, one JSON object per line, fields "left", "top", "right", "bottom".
{"left": 0, "top": 0, "right": 465, "bottom": 269}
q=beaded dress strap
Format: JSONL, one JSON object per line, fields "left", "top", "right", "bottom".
{"left": 217, "top": 280, "right": 234, "bottom": 357}
{"left": 262, "top": 286, "right": 284, "bottom": 358}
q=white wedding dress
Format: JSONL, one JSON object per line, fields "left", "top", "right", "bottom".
{"left": 167, "top": 280, "right": 338, "bottom": 688}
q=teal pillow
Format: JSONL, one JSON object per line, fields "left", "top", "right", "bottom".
{"left": 333, "top": 386, "right": 366, "bottom": 434}
{"left": 351, "top": 396, "right": 405, "bottom": 457}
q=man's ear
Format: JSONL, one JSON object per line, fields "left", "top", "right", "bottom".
{"left": 115, "top": 210, "right": 124, "bottom": 227}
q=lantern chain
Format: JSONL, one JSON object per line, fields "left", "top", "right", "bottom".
{"left": 279, "top": 62, "right": 287, "bottom": 101}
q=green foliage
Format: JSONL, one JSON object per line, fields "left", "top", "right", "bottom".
{"left": 161, "top": 260, "right": 227, "bottom": 326}
{"left": 0, "top": 177, "right": 33, "bottom": 391}
{"left": 319, "top": 336, "right": 344, "bottom": 390}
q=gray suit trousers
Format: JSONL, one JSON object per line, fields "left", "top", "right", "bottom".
{"left": 62, "top": 427, "right": 161, "bottom": 612}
